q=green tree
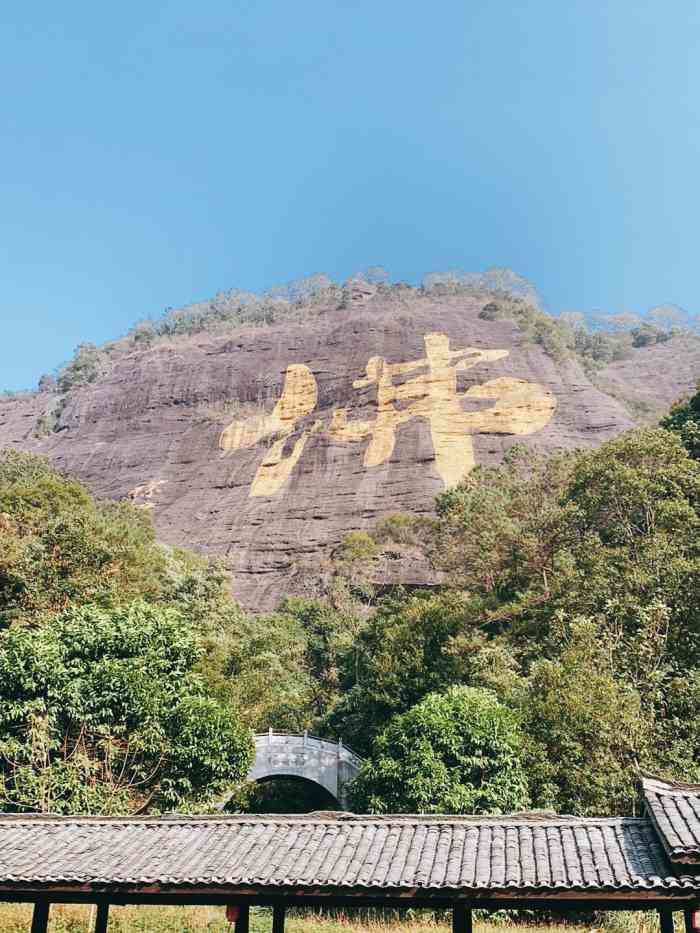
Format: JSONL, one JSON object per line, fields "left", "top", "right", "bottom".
{"left": 224, "top": 610, "right": 315, "bottom": 732}
{"left": 0, "top": 601, "right": 253, "bottom": 814}
{"left": 431, "top": 430, "right": 700, "bottom": 661}
{"left": 0, "top": 451, "right": 350, "bottom": 746}
{"left": 661, "top": 381, "right": 700, "bottom": 461}
{"left": 349, "top": 686, "right": 529, "bottom": 814}
{"left": 276, "top": 598, "right": 361, "bottom": 719}
{"left": 222, "top": 597, "right": 363, "bottom": 733}
{"left": 522, "top": 616, "right": 652, "bottom": 816}
{"left": 322, "top": 420, "right": 700, "bottom": 819}
{"left": 0, "top": 449, "right": 238, "bottom": 628}
{"left": 56, "top": 342, "right": 105, "bottom": 392}
{"left": 432, "top": 446, "right": 575, "bottom": 604}
{"left": 631, "top": 323, "right": 667, "bottom": 347}
{"left": 325, "top": 591, "right": 474, "bottom": 754}
{"left": 561, "top": 429, "right": 700, "bottom": 667}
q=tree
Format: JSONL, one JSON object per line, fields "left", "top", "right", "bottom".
{"left": 0, "top": 601, "right": 254, "bottom": 814}
{"left": 349, "top": 686, "right": 529, "bottom": 814}
{"left": 0, "top": 451, "right": 366, "bottom": 752}
{"left": 432, "top": 446, "right": 575, "bottom": 602}
{"left": 0, "top": 450, "right": 236, "bottom": 628}
{"left": 277, "top": 598, "right": 360, "bottom": 719}
{"left": 661, "top": 381, "right": 700, "bottom": 461}
{"left": 561, "top": 429, "right": 700, "bottom": 667}
{"left": 522, "top": 617, "right": 652, "bottom": 816}
{"left": 56, "top": 342, "right": 105, "bottom": 392}
{"left": 224, "top": 609, "right": 315, "bottom": 732}
{"left": 631, "top": 323, "right": 669, "bottom": 347}
{"left": 322, "top": 418, "right": 700, "bottom": 819}
{"left": 325, "top": 591, "right": 473, "bottom": 754}
{"left": 431, "top": 430, "right": 700, "bottom": 660}
{"left": 222, "top": 597, "right": 364, "bottom": 733}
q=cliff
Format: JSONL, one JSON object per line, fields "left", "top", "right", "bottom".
{"left": 1, "top": 289, "right": 696, "bottom": 608}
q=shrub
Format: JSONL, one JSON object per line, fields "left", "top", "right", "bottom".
{"left": 349, "top": 686, "right": 530, "bottom": 814}
{"left": 0, "top": 601, "right": 254, "bottom": 813}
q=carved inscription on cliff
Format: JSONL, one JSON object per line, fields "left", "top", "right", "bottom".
{"left": 220, "top": 333, "right": 556, "bottom": 497}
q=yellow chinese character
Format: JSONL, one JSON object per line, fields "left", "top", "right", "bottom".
{"left": 331, "top": 333, "right": 556, "bottom": 488}
{"left": 221, "top": 334, "right": 556, "bottom": 498}
{"left": 220, "top": 363, "right": 320, "bottom": 497}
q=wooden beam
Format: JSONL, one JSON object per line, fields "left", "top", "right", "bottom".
{"left": 30, "top": 900, "right": 50, "bottom": 933}
{"left": 95, "top": 902, "right": 110, "bottom": 933}
{"left": 0, "top": 889, "right": 695, "bottom": 911}
{"left": 659, "top": 908, "right": 675, "bottom": 933}
{"left": 272, "top": 904, "right": 286, "bottom": 933}
{"left": 235, "top": 904, "right": 250, "bottom": 933}
{"left": 453, "top": 906, "right": 472, "bottom": 933}
{"left": 0, "top": 884, "right": 694, "bottom": 908}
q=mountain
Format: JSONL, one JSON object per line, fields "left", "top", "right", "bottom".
{"left": 1, "top": 281, "right": 698, "bottom": 609}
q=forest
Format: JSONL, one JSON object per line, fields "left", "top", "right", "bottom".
{"left": 0, "top": 382, "right": 699, "bottom": 819}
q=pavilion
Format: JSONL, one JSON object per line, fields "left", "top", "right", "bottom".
{"left": 1, "top": 775, "right": 700, "bottom": 933}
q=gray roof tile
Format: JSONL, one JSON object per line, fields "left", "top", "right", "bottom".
{"left": 0, "top": 813, "right": 696, "bottom": 895}
{"left": 643, "top": 775, "right": 700, "bottom": 862}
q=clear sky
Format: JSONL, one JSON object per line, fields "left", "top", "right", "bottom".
{"left": 2, "top": 1, "right": 699, "bottom": 391}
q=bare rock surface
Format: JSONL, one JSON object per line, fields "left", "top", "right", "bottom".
{"left": 594, "top": 336, "right": 700, "bottom": 420}
{"left": 2, "top": 294, "right": 692, "bottom": 609}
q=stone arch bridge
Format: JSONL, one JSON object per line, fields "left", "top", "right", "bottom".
{"left": 248, "top": 730, "right": 363, "bottom": 810}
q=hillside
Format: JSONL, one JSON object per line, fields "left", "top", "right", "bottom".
{"left": 1, "top": 281, "right": 698, "bottom": 608}
{"left": 594, "top": 335, "right": 700, "bottom": 420}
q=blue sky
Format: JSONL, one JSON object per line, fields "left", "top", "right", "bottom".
{"left": 2, "top": 1, "right": 699, "bottom": 390}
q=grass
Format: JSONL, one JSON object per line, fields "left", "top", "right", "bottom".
{"left": 0, "top": 906, "right": 666, "bottom": 932}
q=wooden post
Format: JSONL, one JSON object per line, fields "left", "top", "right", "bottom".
{"left": 30, "top": 900, "right": 50, "bottom": 933}
{"left": 235, "top": 905, "right": 250, "bottom": 933}
{"left": 659, "top": 908, "right": 675, "bottom": 933}
{"left": 453, "top": 906, "right": 472, "bottom": 933}
{"left": 272, "top": 905, "right": 286, "bottom": 932}
{"left": 95, "top": 902, "right": 110, "bottom": 933}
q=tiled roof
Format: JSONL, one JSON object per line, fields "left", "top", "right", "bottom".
{"left": 0, "top": 813, "right": 696, "bottom": 896}
{"left": 643, "top": 775, "right": 700, "bottom": 863}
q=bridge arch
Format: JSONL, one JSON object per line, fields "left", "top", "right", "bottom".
{"left": 248, "top": 730, "right": 362, "bottom": 810}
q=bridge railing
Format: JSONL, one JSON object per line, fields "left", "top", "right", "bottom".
{"left": 254, "top": 729, "right": 362, "bottom": 764}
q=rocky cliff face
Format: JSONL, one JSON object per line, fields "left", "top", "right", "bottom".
{"left": 594, "top": 336, "right": 700, "bottom": 420}
{"left": 1, "top": 291, "right": 693, "bottom": 609}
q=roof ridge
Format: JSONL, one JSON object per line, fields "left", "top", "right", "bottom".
{"left": 0, "top": 814, "right": 649, "bottom": 826}
{"left": 641, "top": 773, "right": 700, "bottom": 795}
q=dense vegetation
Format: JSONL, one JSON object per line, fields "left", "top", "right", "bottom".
{"left": 349, "top": 687, "right": 530, "bottom": 814}
{"left": 0, "top": 450, "right": 256, "bottom": 813}
{"left": 1, "top": 382, "right": 700, "bottom": 817}
{"left": 662, "top": 383, "right": 700, "bottom": 460}
{"left": 0, "top": 602, "right": 252, "bottom": 813}
{"left": 325, "top": 412, "right": 700, "bottom": 816}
